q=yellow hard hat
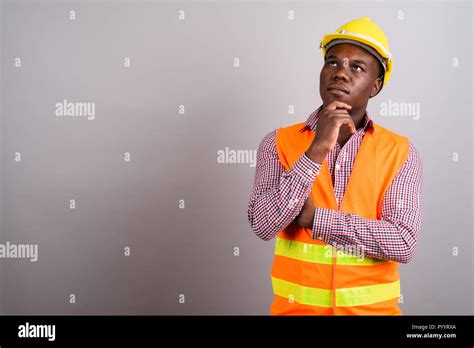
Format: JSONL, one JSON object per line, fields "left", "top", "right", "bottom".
{"left": 320, "top": 17, "right": 393, "bottom": 86}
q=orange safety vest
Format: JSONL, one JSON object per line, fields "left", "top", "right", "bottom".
{"left": 271, "top": 121, "right": 409, "bottom": 315}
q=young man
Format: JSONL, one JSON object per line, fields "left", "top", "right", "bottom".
{"left": 247, "top": 17, "right": 423, "bottom": 315}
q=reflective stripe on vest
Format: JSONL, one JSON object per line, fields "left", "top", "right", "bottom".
{"left": 272, "top": 276, "right": 400, "bottom": 307}
{"left": 275, "top": 237, "right": 389, "bottom": 266}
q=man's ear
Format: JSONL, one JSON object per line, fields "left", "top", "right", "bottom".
{"left": 369, "top": 77, "right": 383, "bottom": 98}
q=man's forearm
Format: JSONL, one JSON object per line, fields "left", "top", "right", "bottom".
{"left": 311, "top": 207, "right": 420, "bottom": 263}
{"left": 248, "top": 154, "right": 321, "bottom": 241}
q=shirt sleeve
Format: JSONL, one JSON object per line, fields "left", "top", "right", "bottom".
{"left": 311, "top": 141, "right": 423, "bottom": 263}
{"left": 248, "top": 129, "right": 322, "bottom": 241}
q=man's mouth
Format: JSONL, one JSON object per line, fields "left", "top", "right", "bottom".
{"left": 327, "top": 84, "right": 349, "bottom": 94}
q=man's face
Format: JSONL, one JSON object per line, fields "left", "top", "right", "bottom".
{"left": 319, "top": 43, "right": 383, "bottom": 109}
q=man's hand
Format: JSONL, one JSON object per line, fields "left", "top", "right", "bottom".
{"left": 305, "top": 101, "right": 355, "bottom": 164}
{"left": 294, "top": 196, "right": 316, "bottom": 229}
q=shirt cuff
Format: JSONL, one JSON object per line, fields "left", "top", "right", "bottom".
{"left": 288, "top": 152, "right": 322, "bottom": 183}
{"left": 312, "top": 207, "right": 338, "bottom": 242}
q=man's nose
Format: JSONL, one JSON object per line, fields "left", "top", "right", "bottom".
{"left": 332, "top": 66, "right": 350, "bottom": 81}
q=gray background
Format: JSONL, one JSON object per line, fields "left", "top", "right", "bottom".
{"left": 0, "top": 0, "right": 472, "bottom": 315}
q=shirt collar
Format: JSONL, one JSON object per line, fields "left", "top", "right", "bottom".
{"left": 298, "top": 105, "right": 375, "bottom": 134}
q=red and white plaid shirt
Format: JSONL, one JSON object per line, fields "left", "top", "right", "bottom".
{"left": 247, "top": 106, "right": 423, "bottom": 263}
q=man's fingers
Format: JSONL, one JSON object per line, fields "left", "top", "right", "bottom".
{"left": 333, "top": 116, "right": 356, "bottom": 133}
{"left": 327, "top": 110, "right": 351, "bottom": 117}
{"left": 318, "top": 112, "right": 355, "bottom": 132}
{"left": 341, "top": 119, "right": 356, "bottom": 133}
{"left": 325, "top": 101, "right": 352, "bottom": 111}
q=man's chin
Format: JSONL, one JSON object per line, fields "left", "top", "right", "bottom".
{"left": 324, "top": 93, "right": 350, "bottom": 103}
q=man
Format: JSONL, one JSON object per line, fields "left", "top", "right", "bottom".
{"left": 247, "top": 17, "right": 422, "bottom": 315}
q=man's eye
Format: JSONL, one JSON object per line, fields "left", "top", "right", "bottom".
{"left": 353, "top": 65, "right": 363, "bottom": 72}
{"left": 327, "top": 61, "right": 337, "bottom": 67}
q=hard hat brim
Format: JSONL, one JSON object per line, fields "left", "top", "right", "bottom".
{"left": 321, "top": 32, "right": 391, "bottom": 60}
